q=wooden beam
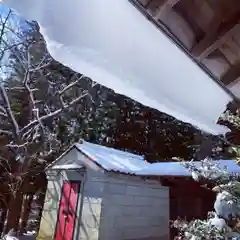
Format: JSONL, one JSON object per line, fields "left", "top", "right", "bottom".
{"left": 221, "top": 62, "right": 240, "bottom": 86}
{"left": 154, "top": 0, "right": 180, "bottom": 18}
{"left": 191, "top": 13, "right": 240, "bottom": 59}
{"left": 219, "top": 41, "right": 239, "bottom": 65}
{"left": 147, "top": 0, "right": 165, "bottom": 13}
{"left": 206, "top": 0, "right": 231, "bottom": 13}
{"left": 146, "top": 0, "right": 180, "bottom": 18}
{"left": 137, "top": 0, "right": 150, "bottom": 7}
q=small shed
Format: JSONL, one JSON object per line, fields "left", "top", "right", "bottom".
{"left": 37, "top": 141, "right": 170, "bottom": 240}
{"left": 37, "top": 140, "right": 240, "bottom": 240}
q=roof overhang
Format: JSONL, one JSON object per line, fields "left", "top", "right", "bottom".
{"left": 3, "top": 0, "right": 233, "bottom": 134}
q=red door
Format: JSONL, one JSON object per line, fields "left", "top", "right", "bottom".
{"left": 55, "top": 181, "right": 80, "bottom": 240}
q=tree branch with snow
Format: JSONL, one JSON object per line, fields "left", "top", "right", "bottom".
{"left": 173, "top": 110, "right": 240, "bottom": 239}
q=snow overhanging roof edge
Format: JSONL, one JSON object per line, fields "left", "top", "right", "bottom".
{"left": 2, "top": 0, "right": 233, "bottom": 135}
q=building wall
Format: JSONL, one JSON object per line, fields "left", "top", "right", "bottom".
{"left": 76, "top": 168, "right": 105, "bottom": 240}
{"left": 37, "top": 169, "right": 84, "bottom": 240}
{"left": 75, "top": 169, "right": 169, "bottom": 240}
{"left": 37, "top": 173, "right": 62, "bottom": 240}
{"left": 99, "top": 173, "right": 169, "bottom": 240}
{"left": 169, "top": 180, "right": 216, "bottom": 239}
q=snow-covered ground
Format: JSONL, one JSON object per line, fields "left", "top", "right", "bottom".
{"left": 4, "top": 234, "right": 35, "bottom": 240}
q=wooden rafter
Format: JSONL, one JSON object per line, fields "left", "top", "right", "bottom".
{"left": 191, "top": 9, "right": 240, "bottom": 59}
{"left": 137, "top": 0, "right": 150, "bottom": 7}
{"left": 221, "top": 62, "right": 240, "bottom": 86}
{"left": 145, "top": 0, "right": 180, "bottom": 18}
{"left": 154, "top": 0, "right": 180, "bottom": 19}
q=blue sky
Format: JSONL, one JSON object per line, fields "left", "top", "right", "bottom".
{"left": 0, "top": 3, "right": 29, "bottom": 32}
{"left": 0, "top": 3, "right": 9, "bottom": 13}
{"left": 0, "top": 3, "right": 28, "bottom": 78}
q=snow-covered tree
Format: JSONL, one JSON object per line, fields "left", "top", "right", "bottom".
{"left": 0, "top": 12, "right": 102, "bottom": 232}
{"left": 173, "top": 110, "right": 240, "bottom": 239}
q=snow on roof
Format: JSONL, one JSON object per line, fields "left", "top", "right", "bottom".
{"left": 74, "top": 141, "right": 240, "bottom": 176}
{"left": 52, "top": 163, "right": 83, "bottom": 170}
{"left": 3, "top": 0, "right": 232, "bottom": 135}
{"left": 134, "top": 160, "right": 240, "bottom": 176}
{"left": 75, "top": 141, "right": 148, "bottom": 174}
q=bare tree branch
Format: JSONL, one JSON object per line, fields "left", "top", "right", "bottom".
{"left": 0, "top": 10, "right": 12, "bottom": 43}
{"left": 0, "top": 130, "right": 12, "bottom": 136}
{"left": 0, "top": 17, "right": 99, "bottom": 202}
{"left": 20, "top": 74, "right": 98, "bottom": 136}
{"left": 0, "top": 85, "right": 19, "bottom": 137}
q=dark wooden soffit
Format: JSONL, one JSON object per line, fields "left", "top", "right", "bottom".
{"left": 152, "top": 0, "right": 180, "bottom": 18}
{"left": 138, "top": 0, "right": 240, "bottom": 62}
{"left": 222, "top": 62, "right": 240, "bottom": 85}
{"left": 139, "top": 0, "right": 180, "bottom": 16}
{"left": 191, "top": 10, "right": 240, "bottom": 59}
{"left": 133, "top": 0, "right": 240, "bottom": 101}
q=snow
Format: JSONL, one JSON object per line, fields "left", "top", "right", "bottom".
{"left": 75, "top": 141, "right": 149, "bottom": 174}
{"left": 73, "top": 141, "right": 240, "bottom": 176}
{"left": 134, "top": 159, "right": 240, "bottom": 176}
{"left": 5, "top": 237, "right": 18, "bottom": 240}
{"left": 2, "top": 0, "right": 232, "bottom": 135}
{"left": 214, "top": 190, "right": 238, "bottom": 219}
{"left": 5, "top": 234, "right": 36, "bottom": 240}
{"left": 52, "top": 163, "right": 83, "bottom": 170}
{"left": 213, "top": 182, "right": 240, "bottom": 219}
{"left": 208, "top": 214, "right": 227, "bottom": 230}
{"left": 135, "top": 161, "right": 191, "bottom": 176}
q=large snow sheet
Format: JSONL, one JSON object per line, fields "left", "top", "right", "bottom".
{"left": 3, "top": 0, "right": 232, "bottom": 134}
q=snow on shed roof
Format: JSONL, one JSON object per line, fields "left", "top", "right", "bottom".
{"left": 75, "top": 141, "right": 148, "bottom": 174}
{"left": 52, "top": 163, "right": 83, "bottom": 170}
{"left": 134, "top": 160, "right": 240, "bottom": 176}
{"left": 73, "top": 141, "right": 240, "bottom": 176}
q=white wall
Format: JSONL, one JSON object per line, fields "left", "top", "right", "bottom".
{"left": 99, "top": 173, "right": 169, "bottom": 240}
{"left": 38, "top": 173, "right": 62, "bottom": 240}
{"left": 76, "top": 169, "right": 105, "bottom": 240}
{"left": 77, "top": 169, "right": 169, "bottom": 240}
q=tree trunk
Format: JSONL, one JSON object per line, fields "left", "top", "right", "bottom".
{"left": 35, "top": 185, "right": 47, "bottom": 233}
{"left": 19, "top": 194, "right": 33, "bottom": 234}
{"left": 4, "top": 190, "right": 24, "bottom": 233}
{"left": 0, "top": 204, "right": 7, "bottom": 236}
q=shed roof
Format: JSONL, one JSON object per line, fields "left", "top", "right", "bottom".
{"left": 134, "top": 160, "right": 240, "bottom": 177}
{"left": 67, "top": 141, "right": 240, "bottom": 177}
{"left": 75, "top": 141, "right": 148, "bottom": 174}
